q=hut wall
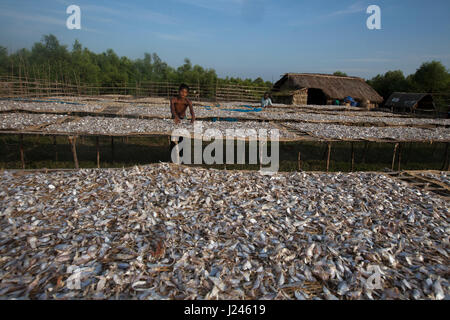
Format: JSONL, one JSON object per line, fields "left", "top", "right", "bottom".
{"left": 272, "top": 94, "right": 294, "bottom": 105}
{"left": 292, "top": 89, "right": 308, "bottom": 105}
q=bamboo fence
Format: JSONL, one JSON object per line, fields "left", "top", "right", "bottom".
{"left": 0, "top": 76, "right": 270, "bottom": 102}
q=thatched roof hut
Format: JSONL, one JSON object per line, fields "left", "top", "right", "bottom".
{"left": 272, "top": 73, "right": 383, "bottom": 107}
{"left": 385, "top": 92, "right": 436, "bottom": 114}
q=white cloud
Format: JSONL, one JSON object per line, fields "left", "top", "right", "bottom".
{"left": 0, "top": 7, "right": 106, "bottom": 34}
{"left": 327, "top": 2, "right": 366, "bottom": 17}
{"left": 421, "top": 54, "right": 450, "bottom": 60}
{"left": 0, "top": 8, "right": 65, "bottom": 26}
{"left": 152, "top": 31, "right": 205, "bottom": 41}
{"left": 177, "top": 0, "right": 244, "bottom": 12}
{"left": 288, "top": 2, "right": 367, "bottom": 27}
{"left": 82, "top": 3, "right": 179, "bottom": 26}
{"left": 340, "top": 58, "right": 395, "bottom": 63}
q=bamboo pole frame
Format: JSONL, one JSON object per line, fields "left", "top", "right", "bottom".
{"left": 351, "top": 142, "right": 355, "bottom": 172}
{"left": 68, "top": 136, "right": 79, "bottom": 169}
{"left": 326, "top": 142, "right": 332, "bottom": 172}
{"left": 0, "top": 76, "right": 270, "bottom": 103}
{"left": 53, "top": 136, "right": 58, "bottom": 161}
{"left": 441, "top": 143, "right": 449, "bottom": 171}
{"left": 392, "top": 143, "right": 399, "bottom": 171}
{"left": 19, "top": 134, "right": 25, "bottom": 169}
{"left": 111, "top": 137, "right": 115, "bottom": 163}
{"left": 96, "top": 136, "right": 100, "bottom": 169}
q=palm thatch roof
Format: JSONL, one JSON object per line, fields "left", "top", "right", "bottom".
{"left": 385, "top": 92, "right": 435, "bottom": 111}
{"left": 273, "top": 73, "right": 383, "bottom": 103}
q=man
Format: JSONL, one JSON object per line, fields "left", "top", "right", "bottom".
{"left": 261, "top": 92, "right": 273, "bottom": 108}
{"left": 169, "top": 84, "right": 195, "bottom": 162}
{"left": 170, "top": 83, "right": 196, "bottom": 124}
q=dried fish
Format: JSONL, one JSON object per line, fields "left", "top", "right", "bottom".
{"left": 261, "top": 111, "right": 450, "bottom": 127}
{"left": 0, "top": 113, "right": 67, "bottom": 130}
{"left": 0, "top": 161, "right": 448, "bottom": 300}
{"left": 43, "top": 117, "right": 294, "bottom": 139}
{"left": 285, "top": 122, "right": 450, "bottom": 142}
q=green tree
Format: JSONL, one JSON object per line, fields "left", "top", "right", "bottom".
{"left": 367, "top": 70, "right": 411, "bottom": 100}
{"left": 0, "top": 46, "right": 10, "bottom": 75}
{"left": 333, "top": 71, "right": 348, "bottom": 77}
{"left": 412, "top": 61, "right": 450, "bottom": 93}
{"left": 0, "top": 34, "right": 273, "bottom": 92}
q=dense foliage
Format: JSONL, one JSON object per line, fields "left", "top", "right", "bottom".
{"left": 333, "top": 71, "right": 348, "bottom": 77}
{"left": 367, "top": 61, "right": 450, "bottom": 100}
{"left": 0, "top": 35, "right": 448, "bottom": 106}
{"left": 0, "top": 35, "right": 272, "bottom": 88}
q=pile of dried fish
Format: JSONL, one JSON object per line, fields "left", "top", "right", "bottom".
{"left": 2, "top": 98, "right": 449, "bottom": 143}
{"left": 0, "top": 164, "right": 448, "bottom": 300}
{"left": 194, "top": 107, "right": 261, "bottom": 120}
{"left": 418, "top": 172, "right": 449, "bottom": 187}
{"left": 0, "top": 113, "right": 67, "bottom": 131}
{"left": 44, "top": 117, "right": 173, "bottom": 135}
{"left": 216, "top": 102, "right": 260, "bottom": 108}
{"left": 262, "top": 112, "right": 449, "bottom": 127}
{"left": 284, "top": 122, "right": 450, "bottom": 142}
{"left": 43, "top": 117, "right": 294, "bottom": 139}
{"left": 0, "top": 100, "right": 104, "bottom": 114}
{"left": 44, "top": 96, "right": 171, "bottom": 109}
{"left": 265, "top": 109, "right": 398, "bottom": 118}
{"left": 322, "top": 111, "right": 410, "bottom": 118}
{"left": 118, "top": 106, "right": 171, "bottom": 118}
{"left": 118, "top": 106, "right": 261, "bottom": 120}
{"left": 289, "top": 105, "right": 363, "bottom": 111}
{"left": 0, "top": 101, "right": 16, "bottom": 112}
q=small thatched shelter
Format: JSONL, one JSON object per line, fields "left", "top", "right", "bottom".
{"left": 385, "top": 93, "right": 436, "bottom": 114}
{"left": 271, "top": 73, "right": 383, "bottom": 108}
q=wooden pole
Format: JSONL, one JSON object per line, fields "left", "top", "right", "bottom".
{"left": 432, "top": 142, "right": 438, "bottom": 157}
{"left": 351, "top": 142, "right": 355, "bottom": 172}
{"left": 53, "top": 136, "right": 58, "bottom": 161}
{"left": 19, "top": 134, "right": 25, "bottom": 169}
{"left": 215, "top": 80, "right": 218, "bottom": 103}
{"left": 68, "top": 136, "right": 79, "bottom": 169}
{"left": 297, "top": 151, "right": 302, "bottom": 171}
{"left": 397, "top": 143, "right": 402, "bottom": 172}
{"left": 259, "top": 144, "right": 263, "bottom": 171}
{"left": 322, "top": 143, "right": 329, "bottom": 160}
{"left": 197, "top": 78, "right": 200, "bottom": 102}
{"left": 166, "top": 81, "right": 169, "bottom": 100}
{"left": 392, "top": 143, "right": 399, "bottom": 171}
{"left": 405, "top": 142, "right": 413, "bottom": 167}
{"left": 96, "top": 136, "right": 100, "bottom": 169}
{"left": 361, "top": 142, "right": 369, "bottom": 164}
{"left": 326, "top": 142, "right": 332, "bottom": 172}
{"left": 111, "top": 136, "right": 115, "bottom": 163}
{"left": 441, "top": 143, "right": 449, "bottom": 171}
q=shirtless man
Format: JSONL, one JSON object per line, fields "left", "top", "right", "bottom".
{"left": 170, "top": 84, "right": 196, "bottom": 124}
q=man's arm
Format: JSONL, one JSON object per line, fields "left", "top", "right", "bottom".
{"left": 188, "top": 99, "right": 195, "bottom": 123}
{"left": 170, "top": 98, "right": 181, "bottom": 124}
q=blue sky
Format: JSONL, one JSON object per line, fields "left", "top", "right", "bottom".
{"left": 0, "top": 0, "right": 449, "bottom": 81}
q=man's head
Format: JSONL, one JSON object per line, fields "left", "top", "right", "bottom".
{"left": 264, "top": 92, "right": 270, "bottom": 99}
{"left": 179, "top": 84, "right": 190, "bottom": 98}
